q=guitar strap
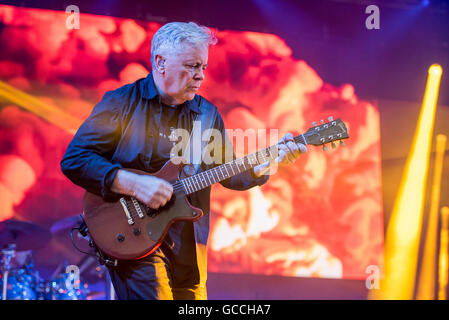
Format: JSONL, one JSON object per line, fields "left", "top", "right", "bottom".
{"left": 182, "top": 100, "right": 217, "bottom": 175}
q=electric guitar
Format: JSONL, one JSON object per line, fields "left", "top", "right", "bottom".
{"left": 83, "top": 117, "right": 349, "bottom": 260}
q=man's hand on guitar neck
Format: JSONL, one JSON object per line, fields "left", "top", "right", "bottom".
{"left": 253, "top": 132, "right": 307, "bottom": 177}
{"left": 111, "top": 169, "right": 173, "bottom": 209}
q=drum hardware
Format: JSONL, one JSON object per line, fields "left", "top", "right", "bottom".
{"left": 0, "top": 218, "right": 88, "bottom": 300}
{"left": 0, "top": 219, "right": 51, "bottom": 300}
{"left": 0, "top": 216, "right": 116, "bottom": 300}
{"left": 51, "top": 214, "right": 117, "bottom": 299}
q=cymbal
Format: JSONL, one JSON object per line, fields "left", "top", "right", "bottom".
{"left": 0, "top": 219, "right": 51, "bottom": 251}
{"left": 50, "top": 214, "right": 83, "bottom": 235}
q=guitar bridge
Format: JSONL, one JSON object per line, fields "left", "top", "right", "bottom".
{"left": 119, "top": 197, "right": 134, "bottom": 225}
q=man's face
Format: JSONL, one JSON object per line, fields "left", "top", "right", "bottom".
{"left": 162, "top": 43, "right": 208, "bottom": 104}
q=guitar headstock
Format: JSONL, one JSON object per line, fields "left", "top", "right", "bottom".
{"left": 304, "top": 117, "right": 349, "bottom": 150}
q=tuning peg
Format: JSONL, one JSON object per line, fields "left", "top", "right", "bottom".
{"left": 328, "top": 116, "right": 333, "bottom": 122}
{"left": 323, "top": 145, "right": 328, "bottom": 152}
{"left": 312, "top": 121, "right": 317, "bottom": 127}
{"left": 321, "top": 119, "right": 325, "bottom": 124}
{"left": 340, "top": 140, "right": 345, "bottom": 147}
{"left": 331, "top": 142, "right": 336, "bottom": 149}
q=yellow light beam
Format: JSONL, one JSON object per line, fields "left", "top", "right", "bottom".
{"left": 438, "top": 207, "right": 449, "bottom": 300}
{"left": 0, "top": 80, "right": 82, "bottom": 134}
{"left": 369, "top": 64, "right": 443, "bottom": 300}
{"left": 417, "top": 134, "right": 447, "bottom": 299}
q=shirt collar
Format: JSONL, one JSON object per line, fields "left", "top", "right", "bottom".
{"left": 142, "top": 72, "right": 202, "bottom": 114}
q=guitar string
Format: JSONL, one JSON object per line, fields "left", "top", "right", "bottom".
{"left": 169, "top": 134, "right": 306, "bottom": 193}
{"left": 171, "top": 150, "right": 272, "bottom": 192}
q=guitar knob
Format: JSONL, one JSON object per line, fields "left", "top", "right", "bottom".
{"left": 312, "top": 121, "right": 317, "bottom": 127}
{"left": 323, "top": 145, "right": 328, "bottom": 152}
{"left": 328, "top": 116, "right": 333, "bottom": 122}
{"left": 321, "top": 119, "right": 325, "bottom": 124}
{"left": 340, "top": 140, "right": 345, "bottom": 147}
{"left": 116, "top": 234, "right": 125, "bottom": 242}
{"left": 331, "top": 142, "right": 336, "bottom": 149}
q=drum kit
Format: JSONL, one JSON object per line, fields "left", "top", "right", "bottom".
{"left": 0, "top": 217, "right": 110, "bottom": 300}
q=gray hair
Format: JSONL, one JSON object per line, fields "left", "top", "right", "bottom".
{"left": 150, "top": 22, "right": 217, "bottom": 67}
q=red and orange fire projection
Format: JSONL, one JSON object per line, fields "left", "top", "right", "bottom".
{"left": 0, "top": 5, "right": 383, "bottom": 279}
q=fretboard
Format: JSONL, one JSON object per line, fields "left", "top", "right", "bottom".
{"left": 179, "top": 134, "right": 307, "bottom": 195}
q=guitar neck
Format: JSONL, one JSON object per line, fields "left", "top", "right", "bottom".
{"left": 179, "top": 134, "right": 307, "bottom": 195}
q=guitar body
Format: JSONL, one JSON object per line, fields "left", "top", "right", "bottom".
{"left": 83, "top": 157, "right": 203, "bottom": 260}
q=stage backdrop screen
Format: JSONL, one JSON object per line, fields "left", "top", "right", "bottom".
{"left": 0, "top": 5, "right": 383, "bottom": 279}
